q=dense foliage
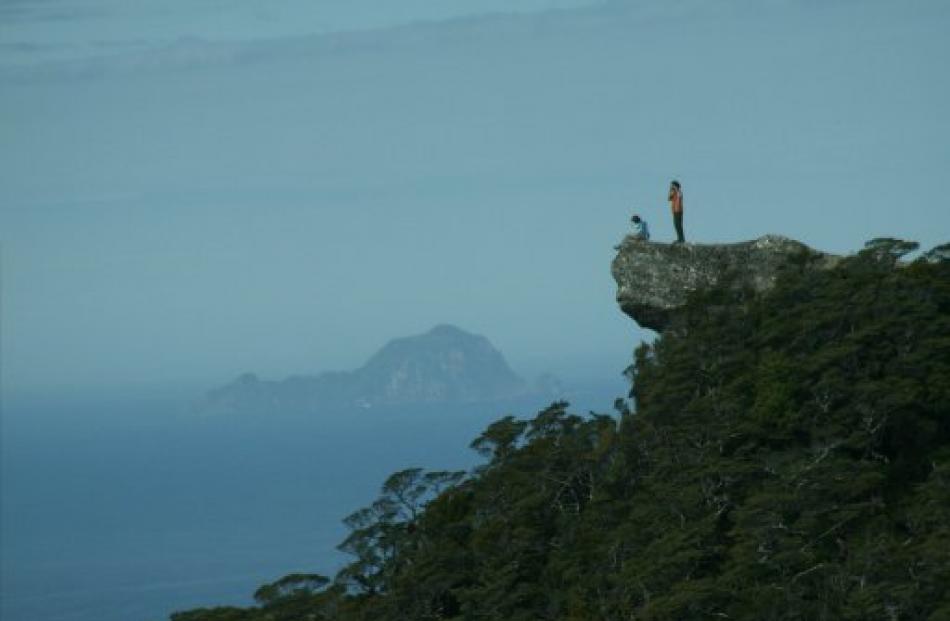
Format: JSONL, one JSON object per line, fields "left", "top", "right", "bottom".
{"left": 172, "top": 240, "right": 950, "bottom": 621}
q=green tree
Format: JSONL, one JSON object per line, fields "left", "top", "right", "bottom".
{"left": 171, "top": 238, "right": 950, "bottom": 621}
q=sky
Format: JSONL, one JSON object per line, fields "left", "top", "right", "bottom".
{"left": 2, "top": 0, "right": 949, "bottom": 394}
{"left": 0, "top": 0, "right": 600, "bottom": 66}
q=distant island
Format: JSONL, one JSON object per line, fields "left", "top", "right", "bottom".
{"left": 201, "top": 324, "right": 538, "bottom": 414}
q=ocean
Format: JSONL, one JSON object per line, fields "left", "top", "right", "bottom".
{"left": 1, "top": 383, "right": 625, "bottom": 621}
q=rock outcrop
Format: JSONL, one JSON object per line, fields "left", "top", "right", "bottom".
{"left": 611, "top": 235, "right": 838, "bottom": 331}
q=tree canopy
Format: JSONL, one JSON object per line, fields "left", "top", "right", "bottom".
{"left": 173, "top": 240, "right": 950, "bottom": 621}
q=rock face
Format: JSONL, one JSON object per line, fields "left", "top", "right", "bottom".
{"left": 611, "top": 235, "right": 838, "bottom": 331}
{"left": 202, "top": 325, "right": 527, "bottom": 414}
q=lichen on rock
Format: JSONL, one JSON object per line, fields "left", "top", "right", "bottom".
{"left": 611, "top": 235, "right": 838, "bottom": 331}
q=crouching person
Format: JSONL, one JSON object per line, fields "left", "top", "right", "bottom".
{"left": 630, "top": 214, "right": 650, "bottom": 241}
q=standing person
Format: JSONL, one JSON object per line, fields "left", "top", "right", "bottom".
{"left": 668, "top": 180, "right": 685, "bottom": 243}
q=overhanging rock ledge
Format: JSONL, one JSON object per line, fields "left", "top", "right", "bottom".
{"left": 611, "top": 234, "right": 839, "bottom": 332}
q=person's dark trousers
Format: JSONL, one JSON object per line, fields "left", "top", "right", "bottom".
{"left": 673, "top": 211, "right": 685, "bottom": 243}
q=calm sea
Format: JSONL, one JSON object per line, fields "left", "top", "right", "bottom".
{"left": 1, "top": 383, "right": 625, "bottom": 621}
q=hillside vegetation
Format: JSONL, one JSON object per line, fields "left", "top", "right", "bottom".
{"left": 173, "top": 239, "right": 950, "bottom": 621}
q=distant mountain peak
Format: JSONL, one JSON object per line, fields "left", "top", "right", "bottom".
{"left": 203, "top": 325, "right": 527, "bottom": 415}
{"left": 356, "top": 325, "right": 522, "bottom": 405}
{"left": 427, "top": 323, "right": 468, "bottom": 336}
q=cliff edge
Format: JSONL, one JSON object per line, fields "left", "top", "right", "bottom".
{"left": 611, "top": 234, "right": 838, "bottom": 331}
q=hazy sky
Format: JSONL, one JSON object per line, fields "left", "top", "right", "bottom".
{"left": 2, "top": 0, "right": 949, "bottom": 393}
{"left": 0, "top": 0, "right": 600, "bottom": 66}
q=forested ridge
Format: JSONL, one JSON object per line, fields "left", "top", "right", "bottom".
{"left": 173, "top": 239, "right": 950, "bottom": 621}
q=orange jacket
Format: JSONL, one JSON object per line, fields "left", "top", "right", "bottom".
{"left": 668, "top": 187, "right": 683, "bottom": 214}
